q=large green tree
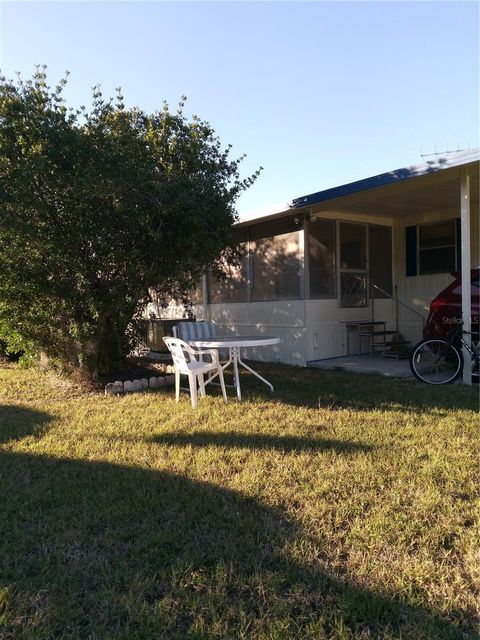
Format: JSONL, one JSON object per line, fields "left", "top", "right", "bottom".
{"left": 0, "top": 68, "right": 259, "bottom": 377}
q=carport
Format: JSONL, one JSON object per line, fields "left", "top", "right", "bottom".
{"left": 292, "top": 149, "right": 479, "bottom": 384}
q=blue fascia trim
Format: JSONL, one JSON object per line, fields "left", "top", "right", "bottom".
{"left": 291, "top": 151, "right": 480, "bottom": 210}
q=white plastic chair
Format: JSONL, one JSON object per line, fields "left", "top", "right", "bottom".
{"left": 163, "top": 337, "right": 228, "bottom": 409}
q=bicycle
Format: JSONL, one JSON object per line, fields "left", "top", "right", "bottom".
{"left": 410, "top": 325, "right": 479, "bottom": 384}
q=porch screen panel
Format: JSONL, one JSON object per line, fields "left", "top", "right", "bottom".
{"left": 208, "top": 253, "right": 249, "bottom": 303}
{"left": 369, "top": 225, "right": 392, "bottom": 297}
{"left": 189, "top": 281, "right": 204, "bottom": 305}
{"left": 339, "top": 222, "right": 367, "bottom": 307}
{"left": 250, "top": 218, "right": 302, "bottom": 301}
{"left": 339, "top": 222, "right": 367, "bottom": 270}
{"left": 308, "top": 218, "right": 336, "bottom": 298}
{"left": 208, "top": 228, "right": 249, "bottom": 303}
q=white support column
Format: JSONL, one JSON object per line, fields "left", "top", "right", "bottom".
{"left": 202, "top": 274, "right": 210, "bottom": 322}
{"left": 302, "top": 213, "right": 310, "bottom": 340}
{"left": 460, "top": 169, "right": 472, "bottom": 385}
{"left": 301, "top": 213, "right": 309, "bottom": 300}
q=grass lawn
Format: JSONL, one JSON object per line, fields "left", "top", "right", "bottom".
{"left": 0, "top": 362, "right": 479, "bottom": 639}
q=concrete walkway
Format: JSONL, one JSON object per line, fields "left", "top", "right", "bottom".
{"left": 308, "top": 355, "right": 412, "bottom": 378}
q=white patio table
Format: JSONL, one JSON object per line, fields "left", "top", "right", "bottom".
{"left": 190, "top": 335, "right": 280, "bottom": 401}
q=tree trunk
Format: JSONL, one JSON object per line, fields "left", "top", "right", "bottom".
{"left": 79, "top": 313, "right": 131, "bottom": 379}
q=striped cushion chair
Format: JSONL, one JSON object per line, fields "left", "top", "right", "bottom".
{"left": 174, "top": 321, "right": 217, "bottom": 343}
{"left": 173, "top": 322, "right": 230, "bottom": 365}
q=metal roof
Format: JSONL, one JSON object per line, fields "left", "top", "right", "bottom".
{"left": 291, "top": 148, "right": 479, "bottom": 209}
{"left": 238, "top": 148, "right": 479, "bottom": 224}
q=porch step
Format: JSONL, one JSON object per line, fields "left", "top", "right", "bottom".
{"left": 372, "top": 341, "right": 411, "bottom": 360}
{"left": 381, "top": 349, "right": 412, "bottom": 360}
{"left": 368, "top": 330, "right": 398, "bottom": 337}
{"left": 349, "top": 320, "right": 412, "bottom": 359}
{"left": 383, "top": 353, "right": 411, "bottom": 360}
{"left": 372, "top": 340, "right": 410, "bottom": 348}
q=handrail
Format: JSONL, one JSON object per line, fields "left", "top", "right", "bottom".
{"left": 371, "top": 283, "right": 426, "bottom": 327}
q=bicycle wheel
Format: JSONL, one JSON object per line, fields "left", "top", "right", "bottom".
{"left": 410, "top": 339, "right": 463, "bottom": 384}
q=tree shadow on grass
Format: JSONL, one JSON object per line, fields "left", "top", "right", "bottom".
{"left": 150, "top": 431, "right": 374, "bottom": 455}
{"left": 0, "top": 407, "right": 475, "bottom": 639}
{"left": 236, "top": 362, "right": 479, "bottom": 413}
{"left": 0, "top": 404, "right": 53, "bottom": 444}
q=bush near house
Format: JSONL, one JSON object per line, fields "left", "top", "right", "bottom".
{"left": 0, "top": 67, "right": 259, "bottom": 379}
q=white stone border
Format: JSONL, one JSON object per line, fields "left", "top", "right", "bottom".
{"left": 105, "top": 375, "right": 175, "bottom": 395}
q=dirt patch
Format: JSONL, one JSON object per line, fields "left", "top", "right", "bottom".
{"left": 97, "top": 355, "right": 173, "bottom": 387}
{"left": 2, "top": 354, "right": 174, "bottom": 394}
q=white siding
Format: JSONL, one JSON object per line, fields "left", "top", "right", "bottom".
{"left": 197, "top": 297, "right": 395, "bottom": 366}
{"left": 393, "top": 203, "right": 479, "bottom": 344}
{"left": 306, "top": 299, "right": 395, "bottom": 361}
{"left": 208, "top": 300, "right": 307, "bottom": 365}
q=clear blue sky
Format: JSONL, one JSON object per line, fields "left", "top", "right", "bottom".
{"left": 1, "top": 1, "right": 478, "bottom": 213}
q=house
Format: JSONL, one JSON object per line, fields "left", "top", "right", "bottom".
{"left": 150, "top": 149, "right": 479, "bottom": 383}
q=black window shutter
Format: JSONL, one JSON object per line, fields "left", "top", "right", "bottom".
{"left": 405, "top": 226, "right": 418, "bottom": 277}
{"left": 455, "top": 218, "right": 461, "bottom": 271}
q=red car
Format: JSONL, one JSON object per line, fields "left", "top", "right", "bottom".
{"left": 424, "top": 268, "right": 480, "bottom": 341}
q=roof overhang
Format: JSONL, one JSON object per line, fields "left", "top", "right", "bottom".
{"left": 237, "top": 149, "right": 479, "bottom": 226}
{"left": 304, "top": 160, "right": 479, "bottom": 218}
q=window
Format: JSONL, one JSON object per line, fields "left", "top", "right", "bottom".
{"left": 406, "top": 220, "right": 461, "bottom": 276}
{"left": 418, "top": 221, "right": 456, "bottom": 274}
{"left": 250, "top": 218, "right": 302, "bottom": 301}
{"left": 308, "top": 218, "right": 335, "bottom": 298}
{"left": 369, "top": 225, "right": 392, "bottom": 297}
